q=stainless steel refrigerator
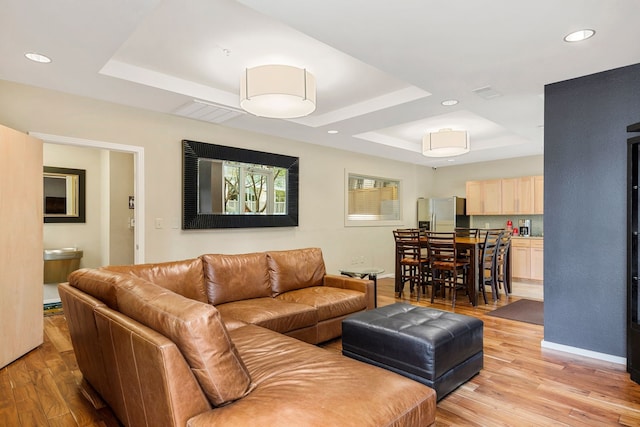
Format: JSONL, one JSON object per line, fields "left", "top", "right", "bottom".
{"left": 417, "top": 197, "right": 469, "bottom": 231}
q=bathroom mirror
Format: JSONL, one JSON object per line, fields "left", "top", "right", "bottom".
{"left": 43, "top": 166, "right": 86, "bottom": 223}
{"left": 182, "top": 140, "right": 299, "bottom": 229}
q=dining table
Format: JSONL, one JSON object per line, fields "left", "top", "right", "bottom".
{"left": 394, "top": 235, "right": 485, "bottom": 307}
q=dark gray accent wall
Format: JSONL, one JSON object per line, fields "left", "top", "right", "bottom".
{"left": 544, "top": 63, "right": 640, "bottom": 357}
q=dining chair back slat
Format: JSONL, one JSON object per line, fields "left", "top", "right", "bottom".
{"left": 496, "top": 230, "right": 513, "bottom": 296}
{"left": 454, "top": 227, "right": 479, "bottom": 238}
{"left": 424, "top": 231, "right": 469, "bottom": 307}
{"left": 479, "top": 229, "right": 503, "bottom": 303}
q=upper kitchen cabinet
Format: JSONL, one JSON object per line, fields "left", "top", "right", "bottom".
{"left": 466, "top": 179, "right": 501, "bottom": 215}
{"left": 466, "top": 175, "right": 543, "bottom": 215}
{"left": 534, "top": 175, "right": 544, "bottom": 214}
{"left": 501, "top": 176, "right": 535, "bottom": 215}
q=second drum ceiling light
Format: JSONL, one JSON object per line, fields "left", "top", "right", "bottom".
{"left": 422, "top": 129, "right": 470, "bottom": 157}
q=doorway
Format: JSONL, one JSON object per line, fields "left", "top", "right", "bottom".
{"left": 32, "top": 132, "right": 145, "bottom": 303}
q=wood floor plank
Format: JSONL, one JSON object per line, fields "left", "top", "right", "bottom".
{"left": 30, "top": 369, "right": 69, "bottom": 419}
{"left": 0, "top": 367, "right": 20, "bottom": 426}
{"left": 13, "top": 382, "right": 49, "bottom": 427}
{"left": 54, "top": 369, "right": 104, "bottom": 427}
{"left": 44, "top": 316, "right": 74, "bottom": 353}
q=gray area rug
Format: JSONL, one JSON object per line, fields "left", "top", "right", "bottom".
{"left": 486, "top": 299, "right": 543, "bottom": 325}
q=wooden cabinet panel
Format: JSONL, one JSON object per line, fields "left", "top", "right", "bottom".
{"left": 534, "top": 175, "right": 544, "bottom": 214}
{"left": 511, "top": 238, "right": 544, "bottom": 280}
{"left": 466, "top": 179, "right": 501, "bottom": 215}
{"left": 483, "top": 179, "right": 502, "bottom": 214}
{"left": 511, "top": 239, "right": 531, "bottom": 279}
{"left": 501, "top": 178, "right": 518, "bottom": 214}
{"left": 465, "top": 181, "right": 483, "bottom": 215}
{"left": 467, "top": 176, "right": 541, "bottom": 215}
{"left": 501, "top": 176, "right": 534, "bottom": 214}
{"left": 518, "top": 176, "right": 535, "bottom": 214}
{"left": 530, "top": 239, "right": 544, "bottom": 280}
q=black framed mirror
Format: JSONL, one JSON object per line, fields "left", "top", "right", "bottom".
{"left": 182, "top": 140, "right": 299, "bottom": 229}
{"left": 43, "top": 166, "right": 86, "bottom": 223}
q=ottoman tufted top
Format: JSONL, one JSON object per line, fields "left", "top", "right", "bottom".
{"left": 342, "top": 303, "right": 483, "bottom": 384}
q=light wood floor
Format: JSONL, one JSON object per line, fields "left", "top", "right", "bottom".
{"left": 2, "top": 278, "right": 640, "bottom": 426}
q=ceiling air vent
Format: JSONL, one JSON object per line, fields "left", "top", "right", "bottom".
{"left": 173, "top": 100, "right": 245, "bottom": 124}
{"left": 472, "top": 86, "right": 502, "bottom": 100}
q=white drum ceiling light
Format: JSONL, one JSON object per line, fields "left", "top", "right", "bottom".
{"left": 422, "top": 129, "right": 470, "bottom": 157}
{"left": 240, "top": 65, "right": 316, "bottom": 119}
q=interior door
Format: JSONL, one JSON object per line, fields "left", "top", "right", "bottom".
{"left": 0, "top": 125, "right": 43, "bottom": 368}
{"left": 627, "top": 123, "right": 640, "bottom": 384}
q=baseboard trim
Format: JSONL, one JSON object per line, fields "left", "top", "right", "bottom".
{"left": 541, "top": 340, "right": 626, "bottom": 365}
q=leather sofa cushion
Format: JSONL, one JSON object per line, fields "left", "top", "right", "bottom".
{"left": 103, "top": 258, "right": 208, "bottom": 303}
{"left": 201, "top": 253, "right": 271, "bottom": 305}
{"left": 276, "top": 287, "right": 367, "bottom": 321}
{"left": 187, "top": 323, "right": 437, "bottom": 426}
{"left": 216, "top": 297, "right": 317, "bottom": 334}
{"left": 68, "top": 268, "right": 123, "bottom": 309}
{"left": 115, "top": 275, "right": 254, "bottom": 407}
{"left": 267, "top": 248, "right": 326, "bottom": 296}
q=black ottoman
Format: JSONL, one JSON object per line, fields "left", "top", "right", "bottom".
{"left": 342, "top": 303, "right": 483, "bottom": 400}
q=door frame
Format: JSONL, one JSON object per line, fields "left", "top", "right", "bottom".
{"left": 30, "top": 132, "right": 145, "bottom": 264}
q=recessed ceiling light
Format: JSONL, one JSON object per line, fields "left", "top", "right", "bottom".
{"left": 327, "top": 130, "right": 339, "bottom": 134}
{"left": 564, "top": 29, "right": 595, "bottom": 43}
{"left": 25, "top": 52, "right": 52, "bottom": 63}
{"left": 441, "top": 99, "right": 458, "bottom": 106}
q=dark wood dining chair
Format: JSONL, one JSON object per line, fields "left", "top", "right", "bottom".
{"left": 454, "top": 227, "right": 479, "bottom": 238}
{"left": 495, "top": 230, "right": 513, "bottom": 297}
{"left": 455, "top": 227, "right": 479, "bottom": 284}
{"left": 393, "top": 229, "right": 429, "bottom": 300}
{"left": 425, "top": 231, "right": 469, "bottom": 307}
{"left": 479, "top": 229, "right": 503, "bottom": 303}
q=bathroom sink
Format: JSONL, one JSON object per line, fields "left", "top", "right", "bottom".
{"left": 43, "top": 248, "right": 83, "bottom": 261}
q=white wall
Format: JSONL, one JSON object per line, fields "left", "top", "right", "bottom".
{"left": 1, "top": 80, "right": 435, "bottom": 276}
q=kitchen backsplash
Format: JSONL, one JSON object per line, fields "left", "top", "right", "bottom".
{"left": 470, "top": 215, "right": 544, "bottom": 237}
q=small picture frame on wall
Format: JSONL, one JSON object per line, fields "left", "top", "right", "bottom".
{"left": 128, "top": 196, "right": 135, "bottom": 209}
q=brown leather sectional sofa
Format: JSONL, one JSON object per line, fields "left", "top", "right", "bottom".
{"left": 59, "top": 247, "right": 437, "bottom": 426}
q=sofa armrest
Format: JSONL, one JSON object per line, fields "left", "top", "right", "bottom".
{"left": 323, "top": 274, "right": 375, "bottom": 310}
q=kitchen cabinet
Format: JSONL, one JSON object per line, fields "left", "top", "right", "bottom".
{"left": 530, "top": 239, "right": 544, "bottom": 280}
{"left": 465, "top": 179, "right": 501, "bottom": 215}
{"left": 466, "top": 175, "right": 543, "bottom": 215}
{"left": 511, "top": 239, "right": 532, "bottom": 279}
{"left": 534, "top": 175, "right": 544, "bottom": 214}
{"left": 501, "top": 176, "right": 534, "bottom": 214}
{"left": 511, "top": 237, "right": 544, "bottom": 281}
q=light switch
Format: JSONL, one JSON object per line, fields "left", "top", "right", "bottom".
{"left": 155, "top": 218, "right": 164, "bottom": 229}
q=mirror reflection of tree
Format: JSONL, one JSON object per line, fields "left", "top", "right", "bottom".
{"left": 224, "top": 166, "right": 239, "bottom": 213}
{"left": 223, "top": 162, "right": 286, "bottom": 215}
